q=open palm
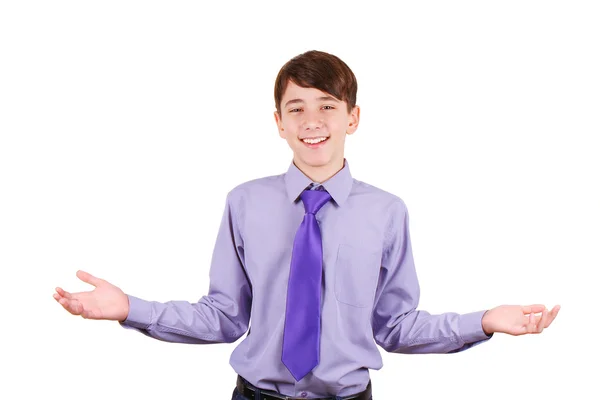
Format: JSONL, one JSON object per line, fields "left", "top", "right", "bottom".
{"left": 483, "top": 304, "right": 561, "bottom": 336}
{"left": 53, "top": 270, "right": 129, "bottom": 321}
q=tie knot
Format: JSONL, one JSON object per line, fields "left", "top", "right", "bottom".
{"left": 300, "top": 189, "right": 331, "bottom": 215}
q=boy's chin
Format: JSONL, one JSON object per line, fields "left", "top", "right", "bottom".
{"left": 295, "top": 154, "right": 339, "bottom": 169}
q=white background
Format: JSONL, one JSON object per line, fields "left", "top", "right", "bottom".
{"left": 1, "top": 1, "right": 598, "bottom": 399}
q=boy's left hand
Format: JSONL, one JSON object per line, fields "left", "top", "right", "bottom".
{"left": 481, "top": 304, "right": 561, "bottom": 336}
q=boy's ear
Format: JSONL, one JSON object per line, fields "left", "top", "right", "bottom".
{"left": 274, "top": 111, "right": 285, "bottom": 138}
{"left": 346, "top": 105, "right": 360, "bottom": 135}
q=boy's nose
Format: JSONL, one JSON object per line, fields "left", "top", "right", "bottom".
{"left": 302, "top": 111, "right": 323, "bottom": 130}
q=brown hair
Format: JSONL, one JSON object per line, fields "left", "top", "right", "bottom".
{"left": 274, "top": 50, "right": 358, "bottom": 115}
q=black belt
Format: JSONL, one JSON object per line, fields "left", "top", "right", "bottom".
{"left": 236, "top": 375, "right": 371, "bottom": 400}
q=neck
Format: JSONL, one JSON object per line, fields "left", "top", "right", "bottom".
{"left": 294, "top": 157, "right": 344, "bottom": 183}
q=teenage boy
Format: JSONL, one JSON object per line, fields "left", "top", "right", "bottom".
{"left": 54, "top": 50, "right": 560, "bottom": 400}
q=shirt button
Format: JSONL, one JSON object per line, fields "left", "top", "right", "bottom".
{"left": 301, "top": 392, "right": 307, "bottom": 397}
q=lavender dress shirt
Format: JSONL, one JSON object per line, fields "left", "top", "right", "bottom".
{"left": 119, "top": 159, "right": 492, "bottom": 398}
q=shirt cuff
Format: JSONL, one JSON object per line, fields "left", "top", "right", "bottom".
{"left": 118, "top": 294, "right": 153, "bottom": 330}
{"left": 458, "top": 310, "right": 493, "bottom": 344}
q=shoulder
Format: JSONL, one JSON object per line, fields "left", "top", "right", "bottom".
{"left": 351, "top": 178, "right": 409, "bottom": 216}
{"left": 225, "top": 173, "right": 286, "bottom": 205}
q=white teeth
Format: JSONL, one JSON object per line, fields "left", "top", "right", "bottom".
{"left": 302, "top": 137, "right": 327, "bottom": 144}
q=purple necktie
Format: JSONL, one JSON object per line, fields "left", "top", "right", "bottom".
{"left": 282, "top": 188, "right": 331, "bottom": 381}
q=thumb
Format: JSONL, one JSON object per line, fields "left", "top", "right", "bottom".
{"left": 76, "top": 270, "right": 103, "bottom": 287}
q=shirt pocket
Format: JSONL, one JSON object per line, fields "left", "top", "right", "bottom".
{"left": 334, "top": 244, "right": 381, "bottom": 308}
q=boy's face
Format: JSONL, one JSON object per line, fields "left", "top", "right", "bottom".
{"left": 274, "top": 80, "right": 360, "bottom": 178}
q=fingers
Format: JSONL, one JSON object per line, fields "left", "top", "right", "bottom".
{"left": 53, "top": 293, "right": 98, "bottom": 319}
{"left": 54, "top": 280, "right": 105, "bottom": 319}
{"left": 53, "top": 288, "right": 84, "bottom": 316}
{"left": 526, "top": 310, "right": 537, "bottom": 334}
{"left": 522, "top": 304, "right": 560, "bottom": 334}
{"left": 536, "top": 308, "right": 548, "bottom": 333}
{"left": 54, "top": 294, "right": 84, "bottom": 316}
{"left": 76, "top": 270, "right": 103, "bottom": 287}
{"left": 543, "top": 305, "right": 561, "bottom": 328}
{"left": 55, "top": 287, "right": 86, "bottom": 301}
{"left": 522, "top": 304, "right": 546, "bottom": 314}
{"left": 55, "top": 287, "right": 73, "bottom": 299}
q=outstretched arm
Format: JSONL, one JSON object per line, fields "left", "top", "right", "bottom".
{"left": 371, "top": 199, "right": 558, "bottom": 354}
{"left": 54, "top": 190, "right": 252, "bottom": 345}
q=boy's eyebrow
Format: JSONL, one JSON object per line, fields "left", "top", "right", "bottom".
{"left": 284, "top": 96, "right": 340, "bottom": 108}
{"left": 317, "top": 96, "right": 340, "bottom": 103}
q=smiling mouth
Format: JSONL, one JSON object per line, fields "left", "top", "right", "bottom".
{"left": 300, "top": 136, "right": 329, "bottom": 145}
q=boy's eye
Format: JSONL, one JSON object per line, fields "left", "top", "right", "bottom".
{"left": 288, "top": 106, "right": 334, "bottom": 113}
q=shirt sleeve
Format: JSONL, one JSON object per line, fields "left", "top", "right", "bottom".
{"left": 118, "top": 190, "right": 252, "bottom": 344}
{"left": 371, "top": 199, "right": 493, "bottom": 354}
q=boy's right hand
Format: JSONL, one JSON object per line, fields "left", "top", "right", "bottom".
{"left": 53, "top": 270, "right": 130, "bottom": 322}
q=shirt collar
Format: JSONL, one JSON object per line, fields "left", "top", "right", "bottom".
{"left": 284, "top": 159, "right": 353, "bottom": 206}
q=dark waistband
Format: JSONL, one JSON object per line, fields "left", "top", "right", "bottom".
{"left": 236, "top": 375, "right": 371, "bottom": 400}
